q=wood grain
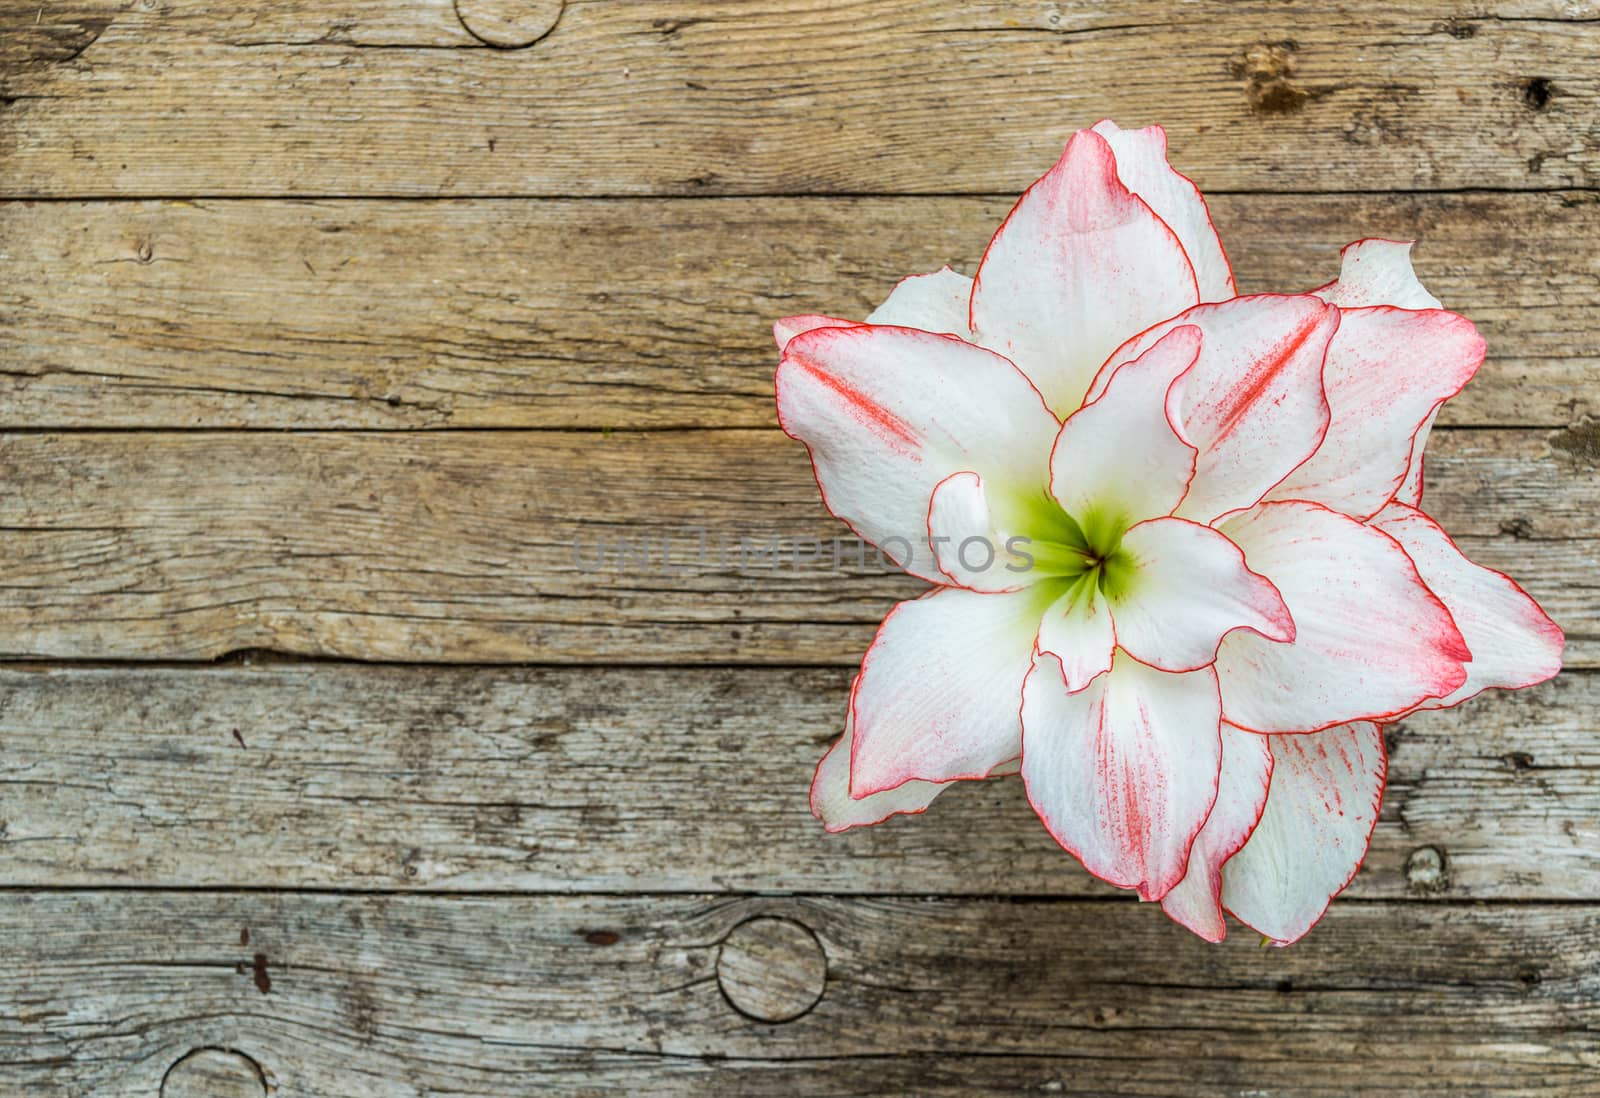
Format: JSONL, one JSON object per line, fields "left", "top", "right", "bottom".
{"left": 3, "top": 892, "right": 1596, "bottom": 1096}
{"left": 4, "top": 1, "right": 1596, "bottom": 1093}
{"left": 0, "top": 428, "right": 1592, "bottom": 663}
{"left": 0, "top": 665, "right": 1593, "bottom": 899}
{"left": 5, "top": 1, "right": 1599, "bottom": 197}
{"left": 4, "top": 192, "right": 1596, "bottom": 430}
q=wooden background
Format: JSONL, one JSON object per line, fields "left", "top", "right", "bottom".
{"left": 3, "top": 1, "right": 1598, "bottom": 1094}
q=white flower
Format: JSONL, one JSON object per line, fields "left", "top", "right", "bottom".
{"left": 776, "top": 121, "right": 1563, "bottom": 943}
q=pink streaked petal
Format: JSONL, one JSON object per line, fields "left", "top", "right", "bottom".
{"left": 1267, "top": 308, "right": 1484, "bottom": 519}
{"left": 1312, "top": 239, "right": 1442, "bottom": 310}
{"left": 1035, "top": 578, "right": 1117, "bottom": 694}
{"left": 970, "top": 129, "right": 1199, "bottom": 417}
{"left": 1050, "top": 325, "right": 1201, "bottom": 527}
{"left": 1159, "top": 724, "right": 1274, "bottom": 942}
{"left": 812, "top": 703, "right": 1019, "bottom": 833}
{"left": 1374, "top": 503, "right": 1564, "bottom": 709}
{"left": 927, "top": 472, "right": 1037, "bottom": 592}
{"left": 1021, "top": 652, "right": 1222, "bottom": 901}
{"left": 1397, "top": 408, "right": 1435, "bottom": 507}
{"left": 773, "top": 314, "right": 856, "bottom": 352}
{"left": 776, "top": 325, "right": 1061, "bottom": 582}
{"left": 866, "top": 266, "right": 974, "bottom": 336}
{"left": 1091, "top": 120, "right": 1235, "bottom": 302}
{"left": 774, "top": 265, "right": 975, "bottom": 351}
{"left": 1111, "top": 517, "right": 1294, "bottom": 673}
{"left": 1215, "top": 501, "right": 1470, "bottom": 733}
{"left": 1311, "top": 240, "right": 1447, "bottom": 514}
{"left": 1221, "top": 722, "right": 1387, "bottom": 946}
{"left": 1091, "top": 295, "right": 1341, "bottom": 524}
{"left": 850, "top": 584, "right": 1054, "bottom": 797}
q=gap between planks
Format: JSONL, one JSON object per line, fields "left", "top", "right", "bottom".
{"left": 8, "top": 187, "right": 1600, "bottom": 201}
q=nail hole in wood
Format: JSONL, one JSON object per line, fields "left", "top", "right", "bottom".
{"left": 715, "top": 916, "right": 827, "bottom": 1024}
{"left": 454, "top": 0, "right": 564, "bottom": 49}
{"left": 1521, "top": 77, "right": 1554, "bottom": 111}
{"left": 160, "top": 1048, "right": 268, "bottom": 1098}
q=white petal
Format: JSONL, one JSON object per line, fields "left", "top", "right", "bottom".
{"left": 1160, "top": 725, "right": 1274, "bottom": 942}
{"left": 776, "top": 325, "right": 1060, "bottom": 581}
{"left": 970, "top": 129, "right": 1199, "bottom": 417}
{"left": 1267, "top": 308, "right": 1484, "bottom": 518}
{"left": 850, "top": 585, "right": 1054, "bottom": 796}
{"left": 1309, "top": 239, "right": 1450, "bottom": 514}
{"left": 773, "top": 314, "right": 855, "bottom": 351}
{"left": 1035, "top": 578, "right": 1116, "bottom": 694}
{"left": 1312, "top": 239, "right": 1442, "bottom": 310}
{"left": 1397, "top": 409, "right": 1434, "bottom": 507}
{"left": 1374, "top": 503, "right": 1563, "bottom": 709}
{"left": 927, "top": 472, "right": 1038, "bottom": 592}
{"left": 1090, "top": 295, "right": 1341, "bottom": 524}
{"left": 811, "top": 703, "right": 1019, "bottom": 833}
{"left": 866, "top": 267, "right": 974, "bottom": 336}
{"left": 1021, "top": 652, "right": 1222, "bottom": 900}
{"left": 1221, "top": 722, "right": 1387, "bottom": 945}
{"left": 1215, "top": 501, "right": 1470, "bottom": 733}
{"left": 1110, "top": 517, "right": 1293, "bottom": 673}
{"left": 1049, "top": 325, "right": 1201, "bottom": 528}
{"left": 1092, "top": 120, "right": 1235, "bottom": 302}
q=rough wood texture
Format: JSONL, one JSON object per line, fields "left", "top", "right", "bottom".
{"left": 0, "top": 665, "right": 1593, "bottom": 899}
{"left": 2, "top": 892, "right": 1595, "bottom": 1097}
{"left": 0, "top": 428, "right": 1593, "bottom": 663}
{"left": 5, "top": 1, "right": 1600, "bottom": 197}
{"left": 3, "top": 192, "right": 1596, "bottom": 430}
{"left": 4, "top": 0, "right": 1598, "bottom": 1092}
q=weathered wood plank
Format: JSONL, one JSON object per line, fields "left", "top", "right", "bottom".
{"left": 0, "top": 428, "right": 1593, "bottom": 663}
{"left": 0, "top": 665, "right": 1592, "bottom": 899}
{"left": 4, "top": 1, "right": 1600, "bottom": 197}
{"left": 3, "top": 193, "right": 1596, "bottom": 429}
{"left": 1, "top": 892, "right": 1595, "bottom": 1096}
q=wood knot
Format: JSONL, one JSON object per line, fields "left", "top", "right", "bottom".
{"left": 1229, "top": 42, "right": 1313, "bottom": 115}
{"left": 454, "top": 0, "right": 564, "bottom": 48}
{"left": 1405, "top": 845, "right": 1449, "bottom": 893}
{"left": 160, "top": 1048, "right": 268, "bottom": 1098}
{"left": 1551, "top": 420, "right": 1600, "bottom": 467}
{"left": 716, "top": 917, "right": 827, "bottom": 1023}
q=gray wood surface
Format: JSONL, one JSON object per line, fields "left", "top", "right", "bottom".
{"left": 3, "top": 193, "right": 1596, "bottom": 430}
{"left": 0, "top": 429, "right": 1594, "bottom": 664}
{"left": 0, "top": 665, "right": 1593, "bottom": 900}
{"left": 2, "top": 0, "right": 1597, "bottom": 1092}
{"left": 4, "top": 1, "right": 1600, "bottom": 196}
{"left": 2, "top": 892, "right": 1596, "bottom": 1096}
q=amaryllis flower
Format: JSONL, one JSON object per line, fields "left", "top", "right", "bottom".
{"left": 775, "top": 121, "right": 1563, "bottom": 944}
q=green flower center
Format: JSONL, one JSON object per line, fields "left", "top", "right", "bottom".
{"left": 1007, "top": 491, "right": 1138, "bottom": 601}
